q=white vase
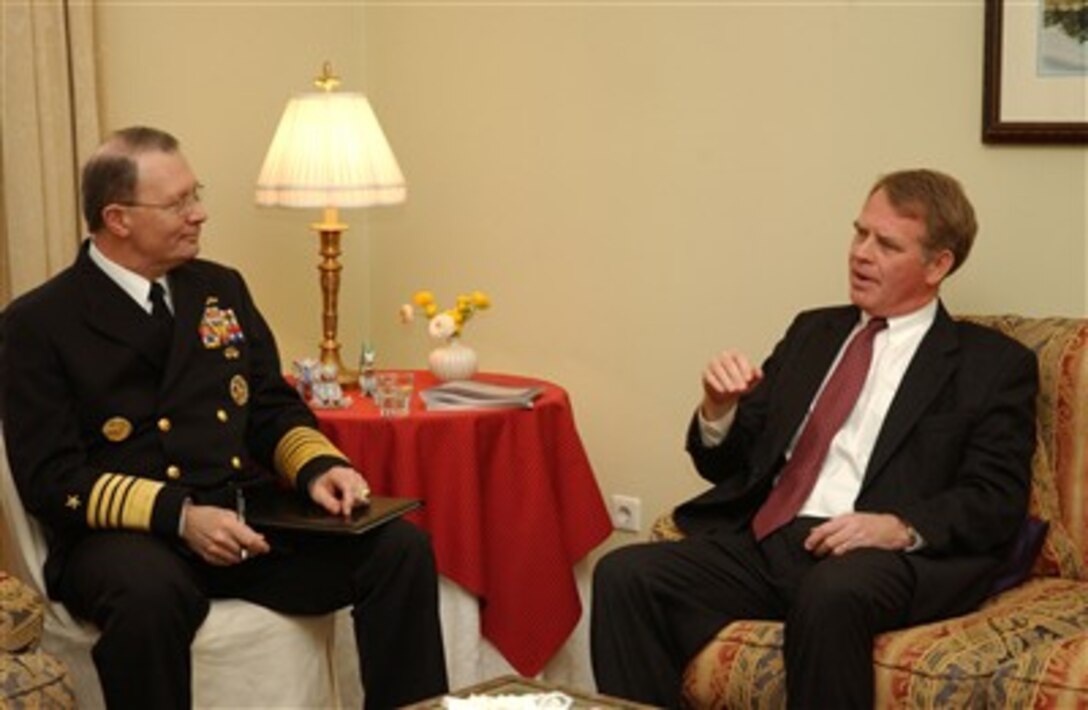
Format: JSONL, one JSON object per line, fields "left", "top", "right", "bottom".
{"left": 429, "top": 339, "right": 478, "bottom": 382}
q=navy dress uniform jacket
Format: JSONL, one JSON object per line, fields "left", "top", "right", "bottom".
{"left": 2, "top": 242, "right": 348, "bottom": 596}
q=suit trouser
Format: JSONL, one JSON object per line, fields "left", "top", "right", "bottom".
{"left": 56, "top": 519, "right": 449, "bottom": 710}
{"left": 590, "top": 518, "right": 915, "bottom": 709}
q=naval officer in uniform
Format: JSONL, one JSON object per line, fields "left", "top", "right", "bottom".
{"left": 1, "top": 126, "right": 448, "bottom": 709}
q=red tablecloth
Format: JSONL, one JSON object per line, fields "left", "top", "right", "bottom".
{"left": 313, "top": 372, "right": 612, "bottom": 676}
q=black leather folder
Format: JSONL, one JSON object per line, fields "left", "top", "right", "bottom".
{"left": 245, "top": 487, "right": 422, "bottom": 535}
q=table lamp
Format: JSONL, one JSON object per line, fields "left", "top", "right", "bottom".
{"left": 256, "top": 61, "right": 405, "bottom": 383}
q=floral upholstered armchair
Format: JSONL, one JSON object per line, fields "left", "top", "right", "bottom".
{"left": 0, "top": 571, "right": 74, "bottom": 708}
{"left": 653, "top": 315, "right": 1088, "bottom": 708}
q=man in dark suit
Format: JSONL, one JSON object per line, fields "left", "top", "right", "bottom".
{"left": 591, "top": 169, "right": 1038, "bottom": 708}
{"left": 1, "top": 126, "right": 448, "bottom": 709}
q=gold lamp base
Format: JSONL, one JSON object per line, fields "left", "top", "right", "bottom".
{"left": 314, "top": 208, "right": 358, "bottom": 386}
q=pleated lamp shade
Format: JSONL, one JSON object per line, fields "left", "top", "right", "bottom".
{"left": 255, "top": 91, "right": 405, "bottom": 209}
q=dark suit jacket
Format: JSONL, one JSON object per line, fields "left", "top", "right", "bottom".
{"left": 676, "top": 303, "right": 1038, "bottom": 623}
{"left": 2, "top": 242, "right": 349, "bottom": 594}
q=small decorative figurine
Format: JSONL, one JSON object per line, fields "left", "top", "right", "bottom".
{"left": 311, "top": 363, "right": 350, "bottom": 408}
{"left": 292, "top": 358, "right": 319, "bottom": 402}
{"left": 359, "top": 344, "right": 377, "bottom": 398}
{"left": 293, "top": 358, "right": 350, "bottom": 408}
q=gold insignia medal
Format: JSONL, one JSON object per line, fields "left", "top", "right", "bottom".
{"left": 200, "top": 298, "right": 246, "bottom": 354}
{"left": 230, "top": 375, "right": 249, "bottom": 406}
{"left": 102, "top": 417, "right": 133, "bottom": 442}
{"left": 200, "top": 305, "right": 227, "bottom": 349}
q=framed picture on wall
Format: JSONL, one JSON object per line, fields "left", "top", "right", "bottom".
{"left": 983, "top": 0, "right": 1088, "bottom": 144}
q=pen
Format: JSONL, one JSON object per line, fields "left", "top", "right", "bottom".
{"left": 236, "top": 488, "right": 248, "bottom": 560}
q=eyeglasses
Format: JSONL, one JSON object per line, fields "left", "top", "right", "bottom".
{"left": 120, "top": 184, "right": 204, "bottom": 216}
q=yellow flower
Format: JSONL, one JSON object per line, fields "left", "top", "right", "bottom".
{"left": 402, "top": 288, "right": 492, "bottom": 340}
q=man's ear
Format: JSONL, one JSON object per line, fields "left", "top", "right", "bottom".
{"left": 101, "top": 204, "right": 130, "bottom": 237}
{"left": 926, "top": 249, "right": 955, "bottom": 286}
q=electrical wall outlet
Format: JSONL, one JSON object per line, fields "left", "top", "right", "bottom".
{"left": 610, "top": 494, "right": 642, "bottom": 532}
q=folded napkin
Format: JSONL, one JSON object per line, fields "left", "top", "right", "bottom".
{"left": 442, "top": 692, "right": 573, "bottom": 709}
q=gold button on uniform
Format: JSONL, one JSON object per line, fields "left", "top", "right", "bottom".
{"left": 166, "top": 465, "right": 181, "bottom": 480}
{"left": 231, "top": 456, "right": 242, "bottom": 470}
{"left": 158, "top": 418, "right": 172, "bottom": 432}
{"left": 217, "top": 409, "right": 229, "bottom": 423}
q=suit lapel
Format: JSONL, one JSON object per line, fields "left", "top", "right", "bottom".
{"left": 74, "top": 248, "right": 167, "bottom": 367}
{"left": 763, "top": 308, "right": 860, "bottom": 467}
{"left": 863, "top": 303, "right": 959, "bottom": 487}
{"left": 159, "top": 264, "right": 207, "bottom": 393}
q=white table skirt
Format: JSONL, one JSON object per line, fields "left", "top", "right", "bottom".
{"left": 335, "top": 561, "right": 595, "bottom": 706}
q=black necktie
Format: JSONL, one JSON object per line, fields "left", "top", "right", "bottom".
{"left": 148, "top": 281, "right": 174, "bottom": 355}
{"left": 149, "top": 281, "right": 173, "bottom": 323}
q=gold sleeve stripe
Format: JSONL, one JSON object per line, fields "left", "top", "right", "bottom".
{"left": 120, "top": 479, "right": 162, "bottom": 529}
{"left": 105, "top": 475, "right": 136, "bottom": 528}
{"left": 273, "top": 426, "right": 347, "bottom": 486}
{"left": 87, "top": 474, "right": 117, "bottom": 528}
{"left": 87, "top": 473, "right": 163, "bottom": 530}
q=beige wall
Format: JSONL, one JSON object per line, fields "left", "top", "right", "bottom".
{"left": 96, "top": 3, "right": 1087, "bottom": 553}
{"left": 95, "top": 2, "right": 371, "bottom": 368}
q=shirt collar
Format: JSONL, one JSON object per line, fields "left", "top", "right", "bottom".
{"left": 88, "top": 239, "right": 172, "bottom": 314}
{"left": 863, "top": 299, "right": 938, "bottom": 343}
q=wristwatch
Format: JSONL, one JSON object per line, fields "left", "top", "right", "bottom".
{"left": 903, "top": 521, "right": 924, "bottom": 552}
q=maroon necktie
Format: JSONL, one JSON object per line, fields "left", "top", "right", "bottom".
{"left": 751, "top": 316, "right": 888, "bottom": 541}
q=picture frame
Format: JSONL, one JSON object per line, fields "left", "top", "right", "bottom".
{"left": 982, "top": 0, "right": 1088, "bottom": 144}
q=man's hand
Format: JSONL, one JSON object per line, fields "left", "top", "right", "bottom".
{"left": 702, "top": 349, "right": 763, "bottom": 421}
{"left": 309, "top": 465, "right": 371, "bottom": 519}
{"left": 804, "top": 513, "right": 914, "bottom": 557}
{"left": 182, "top": 504, "right": 269, "bottom": 566}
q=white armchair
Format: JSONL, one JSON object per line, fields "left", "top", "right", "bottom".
{"left": 0, "top": 428, "right": 346, "bottom": 709}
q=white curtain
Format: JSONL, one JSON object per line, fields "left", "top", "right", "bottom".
{"left": 0, "top": 0, "right": 100, "bottom": 304}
